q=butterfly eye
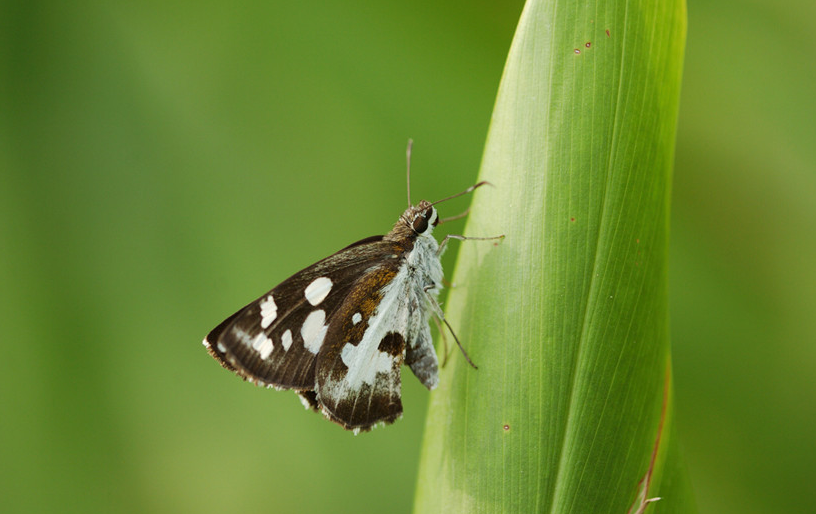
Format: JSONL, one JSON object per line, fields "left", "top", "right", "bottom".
{"left": 412, "top": 213, "right": 429, "bottom": 234}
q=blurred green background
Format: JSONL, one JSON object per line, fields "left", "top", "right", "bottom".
{"left": 1, "top": 1, "right": 813, "bottom": 513}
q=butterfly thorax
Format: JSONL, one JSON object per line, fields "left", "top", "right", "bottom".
{"left": 382, "top": 200, "right": 443, "bottom": 317}
{"left": 367, "top": 201, "right": 443, "bottom": 391}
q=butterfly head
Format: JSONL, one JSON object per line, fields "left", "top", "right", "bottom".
{"left": 402, "top": 200, "right": 438, "bottom": 236}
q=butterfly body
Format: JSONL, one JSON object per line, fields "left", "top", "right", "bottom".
{"left": 204, "top": 200, "right": 444, "bottom": 432}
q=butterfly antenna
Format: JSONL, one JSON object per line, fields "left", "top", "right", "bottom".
{"left": 406, "top": 139, "right": 414, "bottom": 207}
{"left": 431, "top": 181, "right": 492, "bottom": 207}
{"left": 438, "top": 207, "right": 470, "bottom": 225}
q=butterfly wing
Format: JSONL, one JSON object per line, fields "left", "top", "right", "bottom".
{"left": 314, "top": 258, "right": 422, "bottom": 432}
{"left": 203, "top": 236, "right": 402, "bottom": 390}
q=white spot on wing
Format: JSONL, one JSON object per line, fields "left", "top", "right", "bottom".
{"left": 301, "top": 310, "right": 327, "bottom": 354}
{"left": 281, "top": 329, "right": 293, "bottom": 351}
{"left": 304, "top": 277, "right": 332, "bottom": 306}
{"left": 234, "top": 328, "right": 251, "bottom": 345}
{"left": 260, "top": 295, "right": 278, "bottom": 329}
{"left": 352, "top": 312, "right": 362, "bottom": 325}
{"left": 250, "top": 332, "right": 274, "bottom": 359}
{"left": 258, "top": 337, "right": 274, "bottom": 359}
{"left": 341, "top": 342, "right": 393, "bottom": 386}
{"left": 216, "top": 342, "right": 226, "bottom": 353}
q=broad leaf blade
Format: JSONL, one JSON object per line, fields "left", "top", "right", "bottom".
{"left": 414, "top": 0, "right": 693, "bottom": 512}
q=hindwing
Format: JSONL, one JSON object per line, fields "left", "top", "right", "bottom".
{"left": 314, "top": 265, "right": 406, "bottom": 431}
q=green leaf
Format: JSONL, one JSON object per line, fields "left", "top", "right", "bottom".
{"left": 413, "top": 0, "right": 694, "bottom": 513}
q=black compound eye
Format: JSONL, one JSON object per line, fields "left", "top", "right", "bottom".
{"left": 412, "top": 213, "right": 429, "bottom": 234}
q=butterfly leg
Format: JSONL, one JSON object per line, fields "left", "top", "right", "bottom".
{"left": 437, "top": 208, "right": 470, "bottom": 224}
{"left": 431, "top": 315, "right": 451, "bottom": 367}
{"left": 437, "top": 234, "right": 505, "bottom": 256}
{"left": 423, "top": 288, "right": 478, "bottom": 369}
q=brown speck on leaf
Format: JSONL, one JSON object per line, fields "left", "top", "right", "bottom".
{"left": 585, "top": 42, "right": 591, "bottom": 48}
{"left": 606, "top": 29, "right": 611, "bottom": 37}
{"left": 503, "top": 424, "right": 510, "bottom": 431}
{"left": 574, "top": 49, "right": 581, "bottom": 54}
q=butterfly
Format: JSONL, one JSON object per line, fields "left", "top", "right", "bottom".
{"left": 203, "top": 141, "right": 501, "bottom": 433}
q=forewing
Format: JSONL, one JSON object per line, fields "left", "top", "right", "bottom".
{"left": 203, "top": 236, "right": 401, "bottom": 390}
